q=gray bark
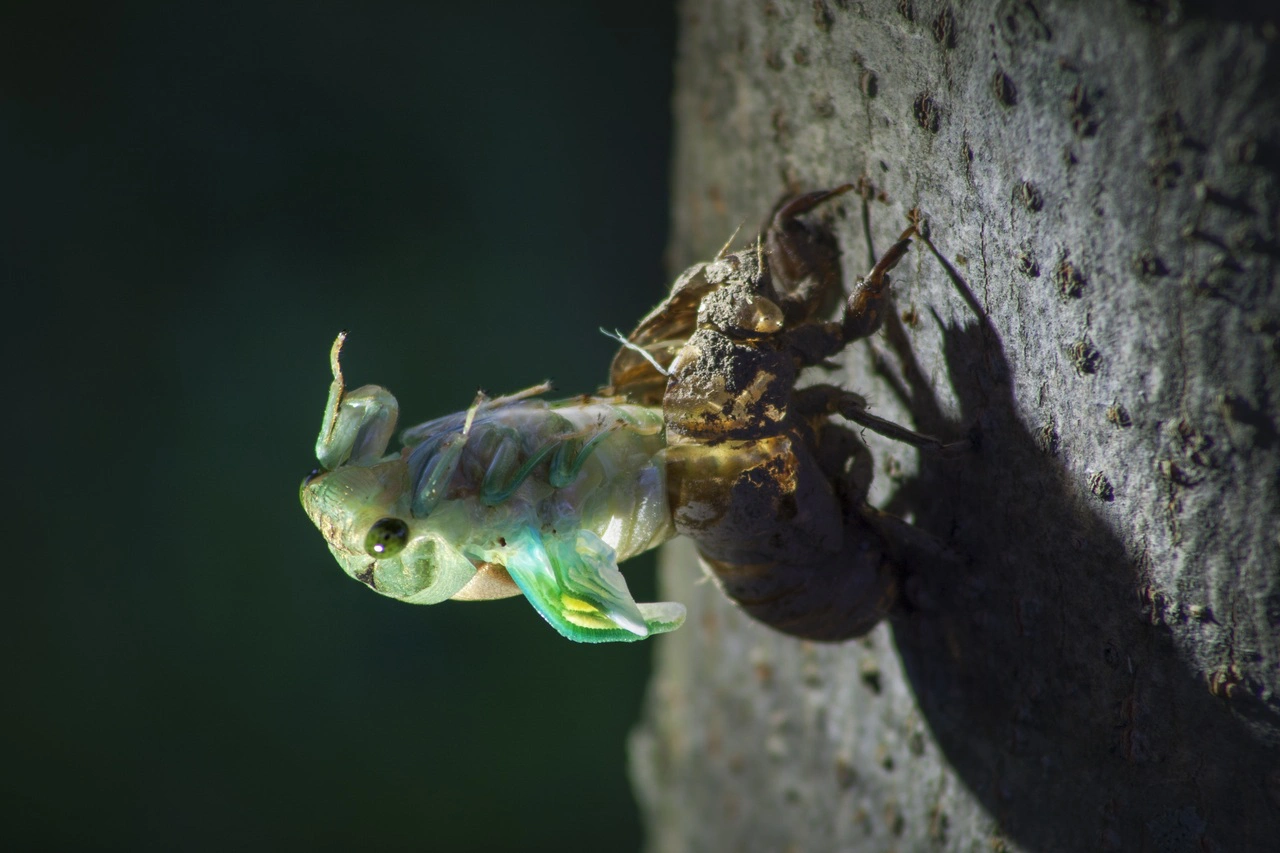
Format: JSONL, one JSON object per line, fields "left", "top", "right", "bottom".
{"left": 629, "top": 1, "right": 1280, "bottom": 851}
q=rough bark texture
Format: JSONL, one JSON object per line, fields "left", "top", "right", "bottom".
{"left": 629, "top": 2, "right": 1280, "bottom": 850}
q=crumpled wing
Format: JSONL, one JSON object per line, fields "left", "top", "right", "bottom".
{"left": 502, "top": 526, "right": 685, "bottom": 643}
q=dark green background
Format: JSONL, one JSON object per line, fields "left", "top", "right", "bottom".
{"left": 5, "top": 2, "right": 674, "bottom": 849}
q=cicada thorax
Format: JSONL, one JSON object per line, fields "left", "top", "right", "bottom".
{"left": 662, "top": 327, "right": 796, "bottom": 443}
{"left": 605, "top": 199, "right": 838, "bottom": 407}
{"left": 402, "top": 398, "right": 673, "bottom": 565}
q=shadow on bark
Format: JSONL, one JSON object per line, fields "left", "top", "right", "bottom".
{"left": 882, "top": 304, "right": 1280, "bottom": 849}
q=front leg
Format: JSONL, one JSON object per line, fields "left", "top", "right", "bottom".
{"left": 781, "top": 224, "right": 918, "bottom": 367}
{"left": 841, "top": 224, "right": 917, "bottom": 341}
{"left": 315, "top": 332, "right": 400, "bottom": 470}
{"left": 765, "top": 184, "right": 854, "bottom": 322}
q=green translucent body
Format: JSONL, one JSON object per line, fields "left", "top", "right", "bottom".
{"left": 301, "top": 334, "right": 685, "bottom": 642}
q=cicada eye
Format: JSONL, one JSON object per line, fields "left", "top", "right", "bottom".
{"left": 302, "top": 468, "right": 324, "bottom": 487}
{"left": 364, "top": 517, "right": 409, "bottom": 558}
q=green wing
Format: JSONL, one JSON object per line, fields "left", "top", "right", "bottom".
{"left": 502, "top": 526, "right": 685, "bottom": 643}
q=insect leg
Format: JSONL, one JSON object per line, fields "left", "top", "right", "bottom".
{"left": 771, "top": 184, "right": 855, "bottom": 223}
{"left": 400, "top": 382, "right": 553, "bottom": 448}
{"left": 780, "top": 224, "right": 918, "bottom": 367}
{"left": 841, "top": 224, "right": 916, "bottom": 342}
{"left": 548, "top": 428, "right": 615, "bottom": 488}
{"left": 410, "top": 432, "right": 469, "bottom": 517}
{"left": 765, "top": 184, "right": 855, "bottom": 320}
{"left": 480, "top": 432, "right": 559, "bottom": 506}
{"left": 794, "top": 384, "right": 965, "bottom": 454}
{"left": 315, "top": 332, "right": 400, "bottom": 470}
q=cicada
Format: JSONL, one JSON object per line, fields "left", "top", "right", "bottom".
{"left": 301, "top": 187, "right": 953, "bottom": 642}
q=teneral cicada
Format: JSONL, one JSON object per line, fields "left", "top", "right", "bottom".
{"left": 301, "top": 187, "right": 955, "bottom": 642}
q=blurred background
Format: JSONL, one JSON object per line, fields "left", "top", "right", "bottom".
{"left": 4, "top": 2, "right": 674, "bottom": 849}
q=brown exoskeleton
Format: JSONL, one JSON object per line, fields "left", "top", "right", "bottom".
{"left": 608, "top": 185, "right": 955, "bottom": 641}
{"left": 303, "top": 185, "right": 958, "bottom": 643}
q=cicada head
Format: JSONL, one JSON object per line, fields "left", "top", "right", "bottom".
{"left": 300, "top": 460, "right": 484, "bottom": 605}
{"left": 301, "top": 333, "right": 495, "bottom": 605}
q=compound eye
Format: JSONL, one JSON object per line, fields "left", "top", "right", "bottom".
{"left": 302, "top": 468, "right": 324, "bottom": 487}
{"left": 364, "top": 517, "right": 409, "bottom": 558}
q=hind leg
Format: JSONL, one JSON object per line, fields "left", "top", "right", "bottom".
{"left": 794, "top": 384, "right": 967, "bottom": 455}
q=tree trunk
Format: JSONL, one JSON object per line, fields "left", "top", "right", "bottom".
{"left": 629, "top": 1, "right": 1280, "bottom": 850}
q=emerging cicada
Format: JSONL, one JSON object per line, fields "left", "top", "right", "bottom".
{"left": 301, "top": 187, "right": 954, "bottom": 642}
